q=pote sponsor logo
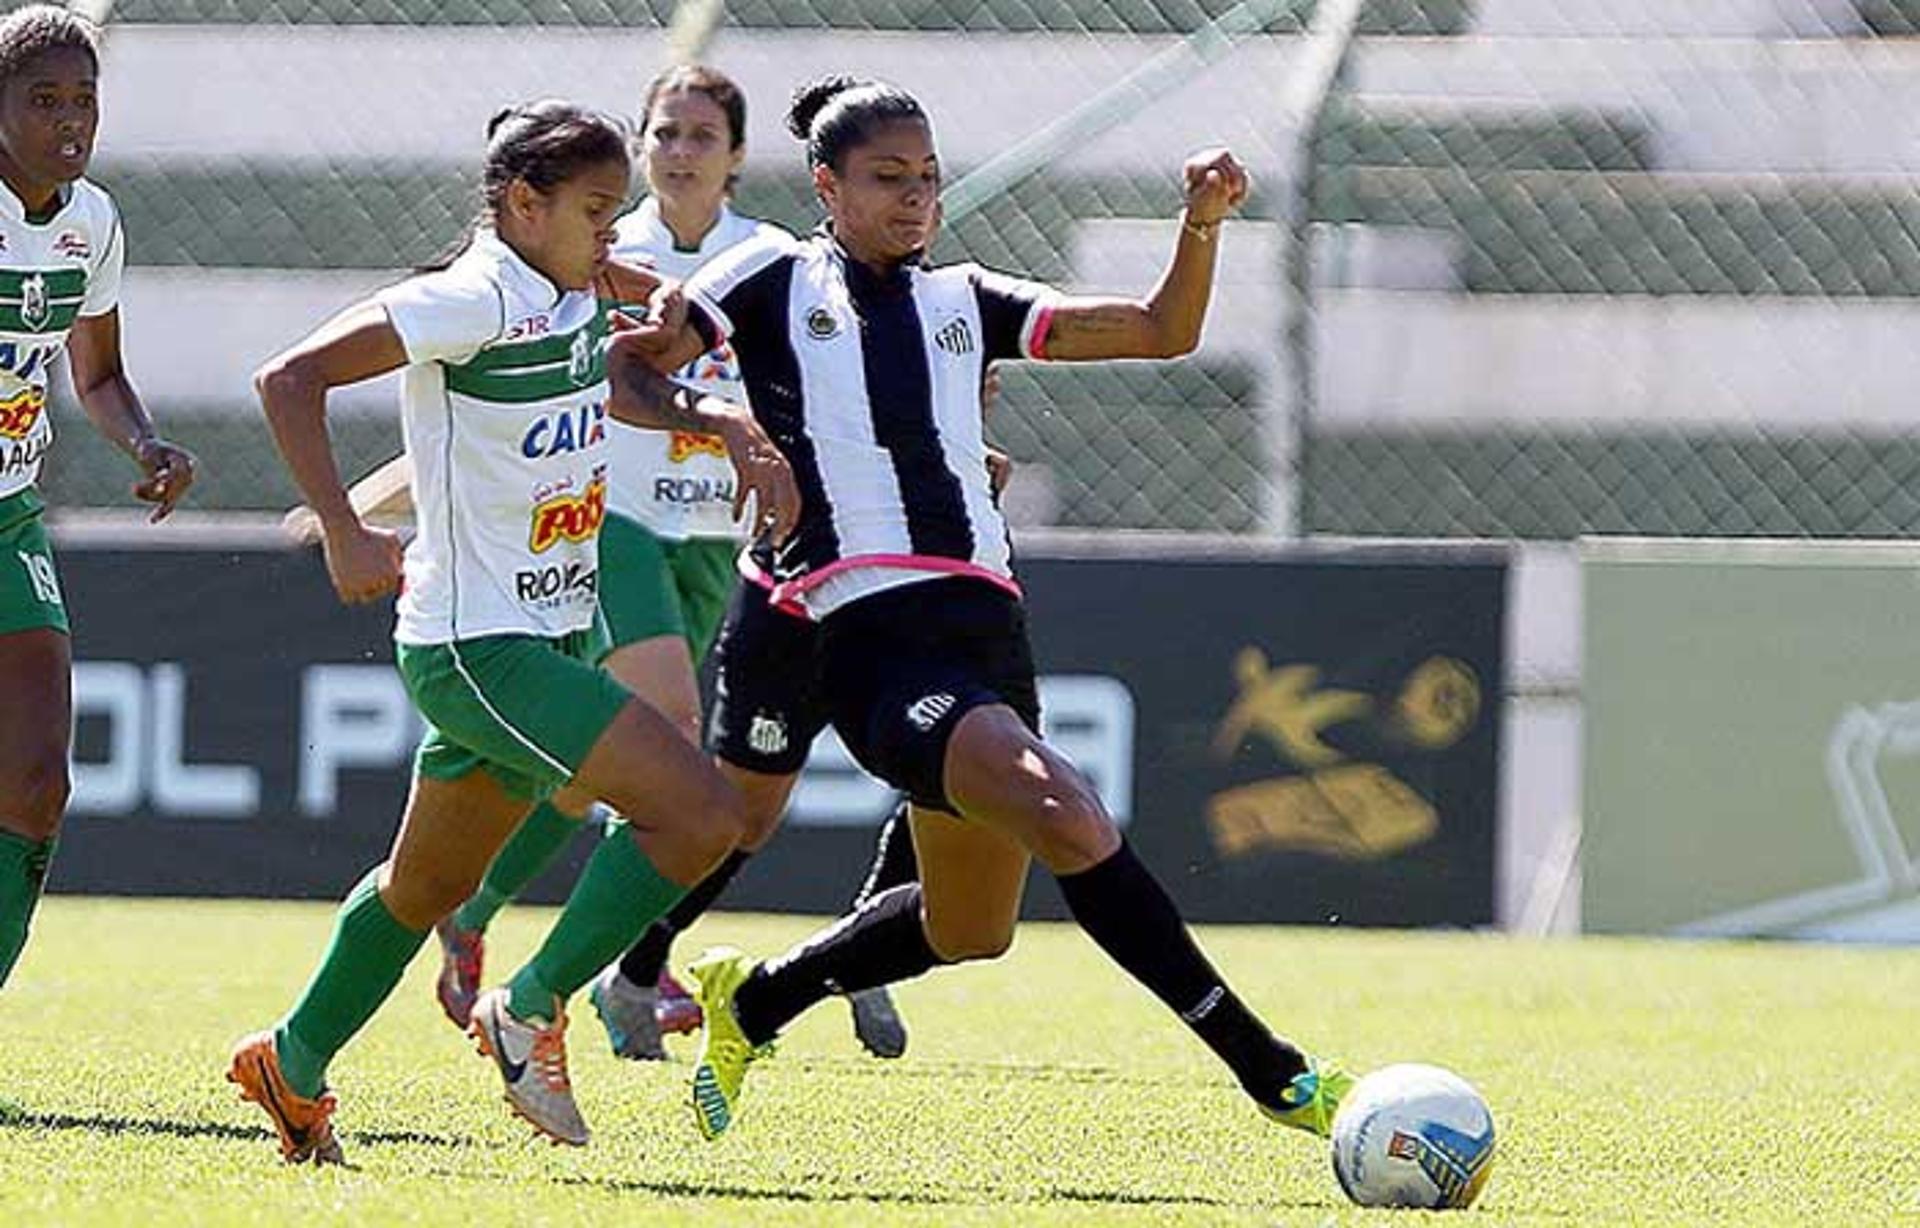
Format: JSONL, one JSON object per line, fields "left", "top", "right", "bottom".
{"left": 527, "top": 471, "right": 607, "bottom": 553}
{"left": 0, "top": 386, "right": 45, "bottom": 439}
{"left": 667, "top": 431, "right": 727, "bottom": 463}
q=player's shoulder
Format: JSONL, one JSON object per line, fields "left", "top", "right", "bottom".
{"left": 611, "top": 206, "right": 658, "bottom": 254}
{"left": 383, "top": 237, "right": 511, "bottom": 330}
{"left": 692, "top": 221, "right": 800, "bottom": 289}
{"left": 64, "top": 177, "right": 121, "bottom": 234}
{"left": 739, "top": 216, "right": 797, "bottom": 250}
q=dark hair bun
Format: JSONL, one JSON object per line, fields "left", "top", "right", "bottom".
{"left": 486, "top": 106, "right": 519, "bottom": 140}
{"left": 786, "top": 75, "right": 863, "bottom": 141}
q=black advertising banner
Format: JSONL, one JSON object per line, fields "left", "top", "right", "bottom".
{"left": 1014, "top": 544, "right": 1505, "bottom": 927}
{"left": 48, "top": 534, "right": 1504, "bottom": 927}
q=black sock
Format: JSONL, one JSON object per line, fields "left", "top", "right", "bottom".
{"left": 1056, "top": 841, "right": 1306, "bottom": 1111}
{"left": 618, "top": 849, "right": 751, "bottom": 986}
{"left": 732, "top": 883, "right": 941, "bottom": 1045}
{"left": 849, "top": 799, "right": 920, "bottom": 910}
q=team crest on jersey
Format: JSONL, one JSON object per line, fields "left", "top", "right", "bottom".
{"left": 528, "top": 470, "right": 608, "bottom": 553}
{"left": 568, "top": 329, "right": 595, "bottom": 386}
{"left": 0, "top": 386, "right": 45, "bottom": 439}
{"left": 934, "top": 318, "right": 975, "bottom": 356}
{"left": 747, "top": 713, "right": 789, "bottom": 756}
{"left": 19, "top": 274, "right": 49, "bottom": 332}
{"left": 53, "top": 231, "right": 89, "bottom": 260}
{"left": 805, "top": 306, "right": 840, "bottom": 341}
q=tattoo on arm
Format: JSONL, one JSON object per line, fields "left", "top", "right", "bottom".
{"left": 1044, "top": 300, "right": 1146, "bottom": 360}
{"left": 612, "top": 357, "right": 718, "bottom": 432}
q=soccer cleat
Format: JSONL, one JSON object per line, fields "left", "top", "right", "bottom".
{"left": 655, "top": 969, "right": 703, "bottom": 1036}
{"left": 433, "top": 916, "right": 486, "bottom": 1030}
{"left": 1262, "top": 1057, "right": 1356, "bottom": 1138}
{"left": 226, "top": 1031, "right": 346, "bottom": 1166}
{"left": 589, "top": 965, "right": 665, "bottom": 1061}
{"left": 468, "top": 987, "right": 589, "bottom": 1146}
{"left": 848, "top": 986, "right": 908, "bottom": 1059}
{"left": 686, "top": 947, "right": 771, "bottom": 1140}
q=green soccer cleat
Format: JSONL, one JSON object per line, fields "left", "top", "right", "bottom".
{"left": 1262, "top": 1058, "right": 1356, "bottom": 1137}
{"left": 686, "top": 947, "right": 771, "bottom": 1140}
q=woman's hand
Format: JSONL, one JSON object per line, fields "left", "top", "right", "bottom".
{"left": 1181, "top": 147, "right": 1252, "bottom": 227}
{"left": 131, "top": 437, "right": 197, "bottom": 522}
{"left": 717, "top": 413, "right": 803, "bottom": 544}
{"left": 320, "top": 517, "right": 405, "bottom": 604}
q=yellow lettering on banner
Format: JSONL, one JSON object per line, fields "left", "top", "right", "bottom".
{"left": 1206, "top": 763, "right": 1438, "bottom": 860}
{"left": 1213, "top": 647, "right": 1371, "bottom": 766}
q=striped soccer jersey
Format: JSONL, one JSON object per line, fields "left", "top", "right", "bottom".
{"left": 605, "top": 200, "right": 788, "bottom": 540}
{"left": 685, "top": 230, "right": 1054, "bottom": 616}
{"left": 380, "top": 229, "right": 612, "bottom": 645}
{"left": 0, "top": 178, "right": 125, "bottom": 500}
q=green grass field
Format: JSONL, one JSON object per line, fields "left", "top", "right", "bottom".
{"left": 1, "top": 897, "right": 1915, "bottom": 1225}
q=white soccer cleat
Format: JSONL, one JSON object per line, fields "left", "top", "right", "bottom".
{"left": 468, "top": 987, "right": 589, "bottom": 1146}
{"left": 589, "top": 965, "right": 665, "bottom": 1061}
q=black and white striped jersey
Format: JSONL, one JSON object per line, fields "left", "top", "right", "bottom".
{"left": 685, "top": 229, "right": 1055, "bottom": 618}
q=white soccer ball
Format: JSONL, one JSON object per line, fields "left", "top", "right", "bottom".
{"left": 1329, "top": 1063, "right": 1496, "bottom": 1210}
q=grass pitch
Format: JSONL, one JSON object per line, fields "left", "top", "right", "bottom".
{"left": 0, "top": 897, "right": 1915, "bottom": 1225}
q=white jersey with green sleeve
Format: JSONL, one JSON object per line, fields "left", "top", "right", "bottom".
{"left": 381, "top": 229, "right": 613, "bottom": 645}
{"left": 0, "top": 179, "right": 125, "bottom": 500}
{"left": 605, "top": 200, "right": 788, "bottom": 540}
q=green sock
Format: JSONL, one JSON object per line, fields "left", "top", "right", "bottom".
{"left": 507, "top": 818, "right": 688, "bottom": 1021}
{"left": 451, "top": 801, "right": 584, "bottom": 933}
{"left": 275, "top": 867, "right": 428, "bottom": 1098}
{"left": 0, "top": 829, "right": 55, "bottom": 989}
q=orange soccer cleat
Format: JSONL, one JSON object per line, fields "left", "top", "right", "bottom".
{"left": 226, "top": 1031, "right": 346, "bottom": 1166}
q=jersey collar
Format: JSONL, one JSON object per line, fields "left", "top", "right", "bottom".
{"left": 0, "top": 177, "right": 75, "bottom": 228}
{"left": 473, "top": 226, "right": 564, "bottom": 310}
{"left": 817, "top": 224, "right": 920, "bottom": 295}
{"left": 632, "top": 196, "right": 737, "bottom": 258}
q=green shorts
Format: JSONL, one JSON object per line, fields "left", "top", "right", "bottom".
{"left": 597, "top": 512, "right": 737, "bottom": 663}
{"left": 397, "top": 621, "right": 630, "bottom": 801}
{"left": 0, "top": 489, "right": 67, "bottom": 636}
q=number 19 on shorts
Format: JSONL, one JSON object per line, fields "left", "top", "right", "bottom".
{"left": 18, "top": 550, "right": 61, "bottom": 606}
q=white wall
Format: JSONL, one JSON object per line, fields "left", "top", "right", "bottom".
{"left": 1472, "top": 0, "right": 1862, "bottom": 38}
{"left": 98, "top": 26, "right": 1304, "bottom": 178}
{"left": 1353, "top": 38, "right": 1920, "bottom": 172}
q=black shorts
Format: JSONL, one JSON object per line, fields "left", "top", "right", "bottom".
{"left": 706, "top": 580, "right": 829, "bottom": 776}
{"left": 819, "top": 577, "right": 1041, "bottom": 813}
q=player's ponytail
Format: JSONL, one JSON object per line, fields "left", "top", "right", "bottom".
{"left": 786, "top": 75, "right": 927, "bottom": 172}
{"left": 482, "top": 99, "right": 630, "bottom": 210}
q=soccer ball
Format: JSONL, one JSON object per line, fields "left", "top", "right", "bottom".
{"left": 1329, "top": 1063, "right": 1496, "bottom": 1210}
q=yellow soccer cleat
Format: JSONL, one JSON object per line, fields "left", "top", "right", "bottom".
{"left": 1262, "top": 1057, "right": 1356, "bottom": 1138}
{"left": 686, "top": 947, "right": 771, "bottom": 1140}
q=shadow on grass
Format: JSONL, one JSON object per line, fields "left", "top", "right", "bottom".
{"left": 0, "top": 1103, "right": 471, "bottom": 1151}
{"left": 774, "top": 1056, "right": 1195, "bottom": 1088}
{"left": 551, "top": 1172, "right": 1248, "bottom": 1209}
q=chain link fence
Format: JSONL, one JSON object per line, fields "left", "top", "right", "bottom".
{"left": 43, "top": 0, "right": 1920, "bottom": 540}
{"left": 1305, "top": 0, "right": 1920, "bottom": 537}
